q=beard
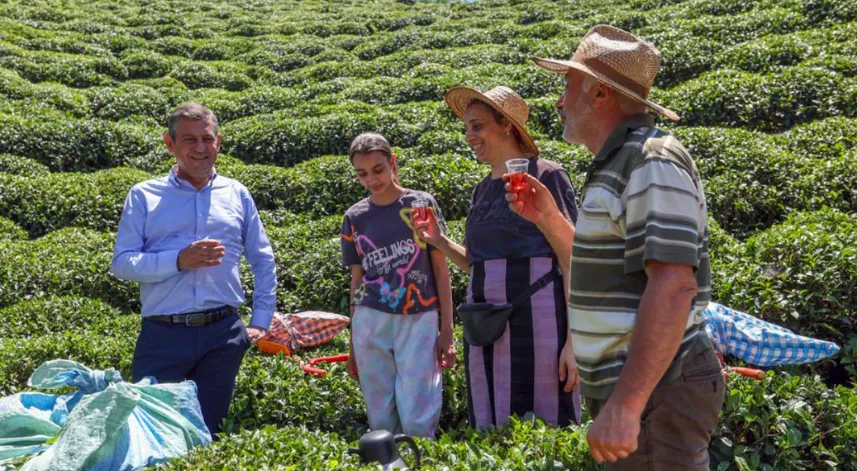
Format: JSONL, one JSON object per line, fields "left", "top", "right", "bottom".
{"left": 562, "top": 117, "right": 575, "bottom": 144}
{"left": 561, "top": 98, "right": 592, "bottom": 145}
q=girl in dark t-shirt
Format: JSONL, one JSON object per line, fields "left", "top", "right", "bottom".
{"left": 340, "top": 132, "right": 456, "bottom": 438}
{"left": 412, "top": 86, "right": 582, "bottom": 428}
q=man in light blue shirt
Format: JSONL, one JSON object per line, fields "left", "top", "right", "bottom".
{"left": 112, "top": 103, "right": 277, "bottom": 437}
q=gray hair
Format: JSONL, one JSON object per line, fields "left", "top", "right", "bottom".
{"left": 167, "top": 103, "right": 219, "bottom": 139}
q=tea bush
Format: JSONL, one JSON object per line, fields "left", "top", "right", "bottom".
{"left": 150, "top": 36, "right": 196, "bottom": 58}
{"left": 714, "top": 23, "right": 857, "bottom": 74}
{"left": 224, "top": 345, "right": 368, "bottom": 439}
{"left": 0, "top": 295, "right": 128, "bottom": 339}
{"left": 222, "top": 108, "right": 427, "bottom": 166}
{"left": 120, "top": 49, "right": 178, "bottom": 79}
{"left": 0, "top": 49, "right": 127, "bottom": 87}
{"left": 178, "top": 85, "right": 302, "bottom": 123}
{"left": 779, "top": 116, "right": 857, "bottom": 160}
{"left": 169, "top": 60, "right": 255, "bottom": 91}
{"left": 657, "top": 66, "right": 857, "bottom": 132}
{"left": 674, "top": 8, "right": 810, "bottom": 45}
{"left": 0, "top": 167, "right": 150, "bottom": 236}
{"left": 89, "top": 82, "right": 179, "bottom": 120}
{"left": 0, "top": 114, "right": 161, "bottom": 171}
{"left": 0, "top": 314, "right": 139, "bottom": 395}
{"left": 789, "top": 151, "right": 857, "bottom": 216}
{"left": 249, "top": 154, "right": 363, "bottom": 217}
{"left": 0, "top": 67, "right": 32, "bottom": 99}
{"left": 711, "top": 374, "right": 857, "bottom": 470}
{"left": 0, "top": 153, "right": 49, "bottom": 176}
{"left": 163, "top": 425, "right": 360, "bottom": 470}
{"left": 0, "top": 227, "right": 139, "bottom": 310}
{"left": 0, "top": 216, "right": 27, "bottom": 242}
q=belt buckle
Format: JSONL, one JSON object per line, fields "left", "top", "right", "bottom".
{"left": 184, "top": 313, "right": 208, "bottom": 327}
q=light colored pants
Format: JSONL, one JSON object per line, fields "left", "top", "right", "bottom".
{"left": 352, "top": 306, "right": 442, "bottom": 438}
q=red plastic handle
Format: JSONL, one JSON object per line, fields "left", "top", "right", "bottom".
{"left": 732, "top": 366, "right": 765, "bottom": 380}
{"left": 301, "top": 365, "right": 328, "bottom": 377}
{"left": 308, "top": 353, "right": 350, "bottom": 366}
{"left": 301, "top": 353, "right": 350, "bottom": 377}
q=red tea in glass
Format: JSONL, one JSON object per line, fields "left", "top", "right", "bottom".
{"left": 509, "top": 171, "right": 528, "bottom": 192}
{"left": 506, "top": 158, "right": 530, "bottom": 193}
{"left": 412, "top": 199, "right": 431, "bottom": 225}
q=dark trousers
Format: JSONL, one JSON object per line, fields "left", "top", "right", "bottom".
{"left": 586, "top": 346, "right": 726, "bottom": 470}
{"left": 132, "top": 313, "right": 250, "bottom": 437}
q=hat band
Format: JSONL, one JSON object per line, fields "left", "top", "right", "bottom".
{"left": 580, "top": 57, "right": 650, "bottom": 99}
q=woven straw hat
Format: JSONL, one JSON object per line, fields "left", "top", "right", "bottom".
{"left": 533, "top": 24, "right": 679, "bottom": 121}
{"left": 444, "top": 86, "right": 540, "bottom": 157}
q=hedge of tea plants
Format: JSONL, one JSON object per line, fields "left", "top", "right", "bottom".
{"left": 0, "top": 0, "right": 855, "bottom": 469}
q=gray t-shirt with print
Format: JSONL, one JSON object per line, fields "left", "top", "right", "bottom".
{"left": 341, "top": 189, "right": 448, "bottom": 315}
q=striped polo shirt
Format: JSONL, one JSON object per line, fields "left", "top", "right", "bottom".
{"left": 569, "top": 113, "right": 712, "bottom": 400}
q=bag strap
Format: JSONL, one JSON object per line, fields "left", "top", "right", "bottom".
{"left": 510, "top": 265, "right": 562, "bottom": 307}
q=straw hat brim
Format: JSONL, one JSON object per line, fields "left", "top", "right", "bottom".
{"left": 444, "top": 87, "right": 540, "bottom": 157}
{"left": 532, "top": 57, "right": 680, "bottom": 121}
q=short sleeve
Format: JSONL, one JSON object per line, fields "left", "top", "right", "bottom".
{"left": 340, "top": 214, "right": 361, "bottom": 266}
{"left": 541, "top": 168, "right": 579, "bottom": 225}
{"left": 624, "top": 158, "right": 703, "bottom": 274}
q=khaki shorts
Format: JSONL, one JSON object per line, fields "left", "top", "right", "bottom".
{"left": 586, "top": 346, "right": 726, "bottom": 471}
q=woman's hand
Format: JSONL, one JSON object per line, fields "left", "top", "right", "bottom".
{"left": 411, "top": 208, "right": 445, "bottom": 248}
{"left": 347, "top": 351, "right": 359, "bottom": 380}
{"left": 558, "top": 334, "right": 579, "bottom": 392}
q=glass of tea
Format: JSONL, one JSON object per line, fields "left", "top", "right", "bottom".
{"left": 412, "top": 198, "right": 431, "bottom": 225}
{"left": 505, "top": 158, "right": 529, "bottom": 192}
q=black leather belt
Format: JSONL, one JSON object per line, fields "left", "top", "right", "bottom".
{"left": 146, "top": 305, "right": 237, "bottom": 326}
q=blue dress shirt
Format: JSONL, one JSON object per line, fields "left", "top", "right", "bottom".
{"left": 112, "top": 166, "right": 277, "bottom": 329}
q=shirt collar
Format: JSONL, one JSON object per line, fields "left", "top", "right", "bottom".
{"left": 593, "top": 113, "right": 655, "bottom": 162}
{"left": 169, "top": 165, "right": 219, "bottom": 190}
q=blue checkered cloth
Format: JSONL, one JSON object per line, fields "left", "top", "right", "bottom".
{"left": 703, "top": 302, "right": 840, "bottom": 367}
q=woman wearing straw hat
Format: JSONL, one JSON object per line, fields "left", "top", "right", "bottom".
{"left": 411, "top": 85, "right": 582, "bottom": 428}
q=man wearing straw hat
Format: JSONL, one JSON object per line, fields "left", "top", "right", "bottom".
{"left": 505, "top": 25, "right": 724, "bottom": 469}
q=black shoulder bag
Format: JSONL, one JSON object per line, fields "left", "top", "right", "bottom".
{"left": 457, "top": 266, "right": 562, "bottom": 347}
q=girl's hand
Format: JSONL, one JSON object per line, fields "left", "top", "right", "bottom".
{"left": 436, "top": 327, "right": 457, "bottom": 369}
{"left": 411, "top": 208, "right": 444, "bottom": 248}
{"left": 347, "top": 351, "right": 359, "bottom": 380}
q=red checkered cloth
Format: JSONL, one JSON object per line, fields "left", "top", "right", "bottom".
{"left": 257, "top": 311, "right": 350, "bottom": 356}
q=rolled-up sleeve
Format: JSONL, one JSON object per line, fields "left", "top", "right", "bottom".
{"left": 112, "top": 187, "right": 181, "bottom": 283}
{"left": 240, "top": 187, "right": 277, "bottom": 329}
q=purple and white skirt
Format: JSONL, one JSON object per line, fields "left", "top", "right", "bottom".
{"left": 464, "top": 256, "right": 582, "bottom": 428}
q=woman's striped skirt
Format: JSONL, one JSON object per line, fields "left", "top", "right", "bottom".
{"left": 464, "top": 256, "right": 582, "bottom": 428}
